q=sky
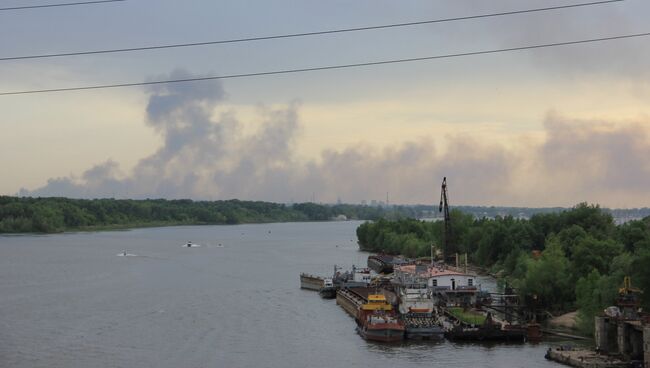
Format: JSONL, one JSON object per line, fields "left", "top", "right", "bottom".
{"left": 2, "top": 0, "right": 650, "bottom": 207}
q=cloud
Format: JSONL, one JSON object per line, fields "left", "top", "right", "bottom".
{"left": 531, "top": 113, "right": 650, "bottom": 206}
{"left": 433, "top": 0, "right": 650, "bottom": 79}
{"left": 19, "top": 70, "right": 650, "bottom": 207}
{"left": 22, "top": 69, "right": 303, "bottom": 201}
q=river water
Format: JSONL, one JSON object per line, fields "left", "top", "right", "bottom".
{"left": 0, "top": 221, "right": 569, "bottom": 368}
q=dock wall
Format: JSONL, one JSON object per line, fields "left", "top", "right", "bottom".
{"left": 643, "top": 326, "right": 650, "bottom": 368}
{"left": 595, "top": 317, "right": 618, "bottom": 354}
{"left": 546, "top": 349, "right": 627, "bottom": 368}
{"left": 594, "top": 316, "right": 645, "bottom": 364}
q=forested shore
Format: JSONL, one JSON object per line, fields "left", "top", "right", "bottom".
{"left": 356, "top": 203, "right": 650, "bottom": 334}
{"left": 0, "top": 196, "right": 422, "bottom": 234}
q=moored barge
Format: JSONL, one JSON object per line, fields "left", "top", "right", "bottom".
{"left": 357, "top": 294, "right": 405, "bottom": 342}
{"left": 300, "top": 273, "right": 324, "bottom": 291}
{"left": 336, "top": 288, "right": 365, "bottom": 317}
{"left": 367, "top": 254, "right": 407, "bottom": 274}
{"left": 337, "top": 288, "right": 405, "bottom": 342}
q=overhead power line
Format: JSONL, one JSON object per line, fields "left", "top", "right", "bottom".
{"left": 0, "top": 0, "right": 623, "bottom": 61}
{"left": 0, "top": 0, "right": 125, "bottom": 11}
{"left": 2, "top": 31, "right": 648, "bottom": 97}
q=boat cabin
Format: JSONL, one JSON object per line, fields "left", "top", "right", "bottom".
{"left": 361, "top": 294, "right": 393, "bottom": 311}
{"left": 394, "top": 264, "right": 479, "bottom": 306}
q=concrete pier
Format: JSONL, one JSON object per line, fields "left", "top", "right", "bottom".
{"left": 644, "top": 326, "right": 650, "bottom": 368}
{"left": 548, "top": 316, "right": 650, "bottom": 368}
{"left": 594, "top": 316, "right": 645, "bottom": 361}
{"left": 546, "top": 348, "right": 628, "bottom": 368}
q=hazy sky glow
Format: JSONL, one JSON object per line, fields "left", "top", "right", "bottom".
{"left": 2, "top": 0, "right": 650, "bottom": 207}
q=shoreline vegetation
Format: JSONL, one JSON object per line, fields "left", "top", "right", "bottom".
{"left": 0, "top": 196, "right": 429, "bottom": 234}
{"left": 3, "top": 196, "right": 649, "bottom": 235}
{"left": 356, "top": 203, "right": 650, "bottom": 336}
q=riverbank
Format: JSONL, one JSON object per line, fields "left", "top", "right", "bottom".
{"left": 0, "top": 196, "right": 421, "bottom": 234}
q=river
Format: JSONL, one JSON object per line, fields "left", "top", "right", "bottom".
{"left": 0, "top": 221, "right": 569, "bottom": 367}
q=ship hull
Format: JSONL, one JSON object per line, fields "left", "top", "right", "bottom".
{"left": 357, "top": 324, "right": 405, "bottom": 342}
{"left": 445, "top": 326, "right": 526, "bottom": 341}
{"left": 405, "top": 326, "right": 445, "bottom": 340}
{"left": 367, "top": 254, "right": 406, "bottom": 274}
{"left": 402, "top": 313, "right": 444, "bottom": 340}
{"left": 336, "top": 289, "right": 362, "bottom": 318}
{"left": 368, "top": 257, "right": 393, "bottom": 274}
{"left": 319, "top": 287, "right": 337, "bottom": 299}
{"left": 300, "top": 273, "right": 324, "bottom": 291}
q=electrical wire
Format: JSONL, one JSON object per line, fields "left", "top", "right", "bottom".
{"left": 0, "top": 0, "right": 623, "bottom": 61}
{"left": 1, "top": 31, "right": 647, "bottom": 96}
{"left": 0, "top": 0, "right": 125, "bottom": 11}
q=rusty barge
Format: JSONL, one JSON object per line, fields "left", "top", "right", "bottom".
{"left": 337, "top": 287, "right": 405, "bottom": 342}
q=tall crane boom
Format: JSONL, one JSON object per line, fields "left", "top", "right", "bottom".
{"left": 439, "top": 177, "right": 451, "bottom": 262}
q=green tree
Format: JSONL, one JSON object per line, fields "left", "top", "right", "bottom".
{"left": 514, "top": 238, "right": 572, "bottom": 311}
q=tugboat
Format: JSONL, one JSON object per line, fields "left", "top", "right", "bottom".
{"left": 319, "top": 278, "right": 337, "bottom": 299}
{"left": 356, "top": 294, "right": 405, "bottom": 342}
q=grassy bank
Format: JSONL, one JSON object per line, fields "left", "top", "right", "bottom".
{"left": 447, "top": 307, "right": 486, "bottom": 325}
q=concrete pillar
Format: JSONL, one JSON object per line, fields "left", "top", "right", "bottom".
{"left": 630, "top": 327, "right": 643, "bottom": 360}
{"left": 595, "top": 316, "right": 608, "bottom": 352}
{"left": 643, "top": 326, "right": 650, "bottom": 368}
{"left": 618, "top": 322, "right": 630, "bottom": 359}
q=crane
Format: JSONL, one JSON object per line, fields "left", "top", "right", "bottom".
{"left": 439, "top": 177, "right": 451, "bottom": 262}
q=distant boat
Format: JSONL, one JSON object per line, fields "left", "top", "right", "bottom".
{"left": 183, "top": 241, "right": 200, "bottom": 248}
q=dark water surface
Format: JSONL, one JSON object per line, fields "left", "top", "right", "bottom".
{"left": 1, "top": 221, "right": 566, "bottom": 367}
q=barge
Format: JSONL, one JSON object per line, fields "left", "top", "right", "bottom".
{"left": 402, "top": 313, "right": 444, "bottom": 340}
{"left": 442, "top": 310, "right": 526, "bottom": 342}
{"left": 336, "top": 287, "right": 405, "bottom": 342}
{"left": 394, "top": 279, "right": 444, "bottom": 340}
{"left": 357, "top": 294, "right": 405, "bottom": 342}
{"left": 367, "top": 254, "right": 406, "bottom": 274}
{"left": 300, "top": 273, "right": 324, "bottom": 291}
{"left": 336, "top": 288, "right": 365, "bottom": 318}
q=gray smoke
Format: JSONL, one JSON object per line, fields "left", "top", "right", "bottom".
{"left": 20, "top": 70, "right": 650, "bottom": 207}
{"left": 531, "top": 113, "right": 650, "bottom": 206}
{"left": 428, "top": 0, "right": 650, "bottom": 79}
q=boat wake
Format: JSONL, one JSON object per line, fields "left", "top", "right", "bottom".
{"left": 116, "top": 252, "right": 137, "bottom": 257}
{"left": 182, "top": 242, "right": 201, "bottom": 248}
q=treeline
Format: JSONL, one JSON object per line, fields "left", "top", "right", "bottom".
{"left": 0, "top": 196, "right": 422, "bottom": 234}
{"left": 356, "top": 203, "right": 650, "bottom": 334}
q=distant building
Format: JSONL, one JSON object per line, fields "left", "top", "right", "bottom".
{"left": 395, "top": 264, "right": 479, "bottom": 306}
{"left": 395, "top": 264, "right": 475, "bottom": 290}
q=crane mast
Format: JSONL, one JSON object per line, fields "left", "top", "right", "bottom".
{"left": 439, "top": 177, "right": 451, "bottom": 262}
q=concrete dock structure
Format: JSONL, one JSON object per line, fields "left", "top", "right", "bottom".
{"left": 546, "top": 316, "right": 650, "bottom": 367}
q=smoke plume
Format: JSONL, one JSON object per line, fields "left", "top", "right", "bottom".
{"left": 20, "top": 70, "right": 650, "bottom": 207}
